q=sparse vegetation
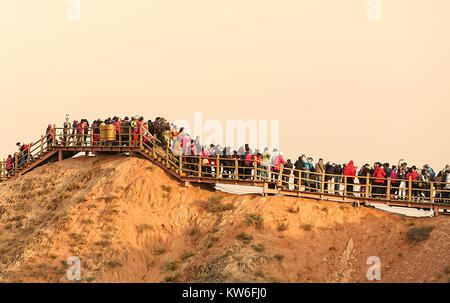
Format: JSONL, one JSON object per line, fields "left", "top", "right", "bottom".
{"left": 161, "top": 185, "right": 172, "bottom": 193}
{"left": 211, "top": 227, "right": 219, "bottom": 233}
{"left": 255, "top": 270, "right": 265, "bottom": 278}
{"left": 99, "top": 196, "right": 118, "bottom": 203}
{"left": 154, "top": 248, "right": 167, "bottom": 255}
{"left": 164, "top": 273, "right": 180, "bottom": 282}
{"left": 107, "top": 260, "right": 124, "bottom": 268}
{"left": 277, "top": 223, "right": 288, "bottom": 232}
{"left": 300, "top": 224, "right": 313, "bottom": 231}
{"left": 274, "top": 254, "right": 284, "bottom": 261}
{"left": 9, "top": 215, "right": 26, "bottom": 222}
{"left": 137, "top": 224, "right": 154, "bottom": 233}
{"left": 252, "top": 243, "right": 265, "bottom": 253}
{"left": 245, "top": 214, "right": 264, "bottom": 229}
{"left": 204, "top": 195, "right": 234, "bottom": 213}
{"left": 146, "top": 166, "right": 154, "bottom": 171}
{"left": 163, "top": 260, "right": 178, "bottom": 272}
{"left": 321, "top": 207, "right": 328, "bottom": 213}
{"left": 76, "top": 196, "right": 88, "bottom": 203}
{"left": 94, "top": 240, "right": 111, "bottom": 247}
{"left": 81, "top": 219, "right": 93, "bottom": 224}
{"left": 189, "top": 226, "right": 201, "bottom": 237}
{"left": 407, "top": 226, "right": 434, "bottom": 243}
{"left": 181, "top": 251, "right": 194, "bottom": 261}
{"left": 287, "top": 206, "right": 299, "bottom": 213}
{"left": 236, "top": 232, "right": 253, "bottom": 244}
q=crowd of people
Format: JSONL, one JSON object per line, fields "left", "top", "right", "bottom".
{"left": 3, "top": 115, "right": 450, "bottom": 203}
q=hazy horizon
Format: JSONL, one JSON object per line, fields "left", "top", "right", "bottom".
{"left": 1, "top": 1, "right": 449, "bottom": 171}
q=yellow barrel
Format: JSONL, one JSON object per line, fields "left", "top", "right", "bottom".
{"left": 100, "top": 125, "right": 116, "bottom": 141}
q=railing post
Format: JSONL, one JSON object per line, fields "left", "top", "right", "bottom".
{"left": 81, "top": 127, "right": 85, "bottom": 146}
{"left": 216, "top": 155, "right": 220, "bottom": 179}
{"left": 179, "top": 154, "right": 183, "bottom": 174}
{"left": 366, "top": 173, "right": 370, "bottom": 198}
{"left": 430, "top": 182, "right": 434, "bottom": 204}
{"left": 278, "top": 164, "right": 283, "bottom": 188}
{"left": 27, "top": 143, "right": 31, "bottom": 163}
{"left": 321, "top": 169, "right": 325, "bottom": 194}
{"left": 14, "top": 152, "right": 18, "bottom": 174}
{"left": 1, "top": 159, "right": 5, "bottom": 181}
{"left": 253, "top": 156, "right": 257, "bottom": 181}
{"left": 66, "top": 123, "right": 71, "bottom": 147}
{"left": 139, "top": 124, "right": 143, "bottom": 149}
{"left": 387, "top": 178, "right": 391, "bottom": 200}
{"left": 119, "top": 127, "right": 122, "bottom": 146}
{"left": 52, "top": 125, "right": 56, "bottom": 147}
{"left": 166, "top": 145, "right": 169, "bottom": 164}
{"left": 344, "top": 176, "right": 348, "bottom": 196}
{"left": 40, "top": 135, "right": 44, "bottom": 155}
{"left": 198, "top": 155, "right": 202, "bottom": 177}
{"left": 298, "top": 169, "right": 302, "bottom": 191}
{"left": 129, "top": 127, "right": 132, "bottom": 147}
{"left": 235, "top": 158, "right": 238, "bottom": 179}
{"left": 408, "top": 176, "right": 412, "bottom": 202}
{"left": 90, "top": 127, "right": 94, "bottom": 147}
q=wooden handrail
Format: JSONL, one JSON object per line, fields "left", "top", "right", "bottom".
{"left": 2, "top": 124, "right": 450, "bottom": 208}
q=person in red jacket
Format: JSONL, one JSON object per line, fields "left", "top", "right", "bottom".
{"left": 373, "top": 162, "right": 386, "bottom": 198}
{"left": 343, "top": 160, "right": 356, "bottom": 195}
{"left": 6, "top": 155, "right": 13, "bottom": 174}
{"left": 406, "top": 166, "right": 419, "bottom": 199}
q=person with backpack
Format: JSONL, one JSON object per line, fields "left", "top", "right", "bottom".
{"left": 308, "top": 157, "right": 316, "bottom": 191}
{"left": 294, "top": 156, "right": 304, "bottom": 190}
{"left": 282, "top": 159, "right": 293, "bottom": 189}
{"left": 302, "top": 156, "right": 313, "bottom": 190}
{"left": 244, "top": 145, "right": 254, "bottom": 180}
{"left": 358, "top": 164, "right": 370, "bottom": 197}
{"left": 334, "top": 164, "right": 343, "bottom": 195}
{"left": 272, "top": 152, "right": 287, "bottom": 183}
{"left": 261, "top": 148, "right": 271, "bottom": 180}
{"left": 315, "top": 159, "right": 325, "bottom": 192}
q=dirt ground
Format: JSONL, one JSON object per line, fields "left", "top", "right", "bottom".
{"left": 0, "top": 154, "right": 448, "bottom": 283}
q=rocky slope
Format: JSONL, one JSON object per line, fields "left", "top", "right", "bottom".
{"left": 0, "top": 155, "right": 448, "bottom": 283}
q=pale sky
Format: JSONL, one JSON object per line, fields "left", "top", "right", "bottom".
{"left": 0, "top": 1, "right": 449, "bottom": 170}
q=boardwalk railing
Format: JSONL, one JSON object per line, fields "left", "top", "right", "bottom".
{"left": 2, "top": 125, "right": 450, "bottom": 207}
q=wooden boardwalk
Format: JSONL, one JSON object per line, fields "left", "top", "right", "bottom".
{"left": 1, "top": 125, "right": 449, "bottom": 216}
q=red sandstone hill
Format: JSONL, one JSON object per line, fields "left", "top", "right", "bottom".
{"left": 0, "top": 155, "right": 448, "bottom": 283}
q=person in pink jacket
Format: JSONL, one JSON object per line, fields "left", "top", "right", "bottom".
{"left": 272, "top": 152, "right": 287, "bottom": 181}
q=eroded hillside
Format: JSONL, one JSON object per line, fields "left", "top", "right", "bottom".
{"left": 0, "top": 155, "right": 448, "bottom": 283}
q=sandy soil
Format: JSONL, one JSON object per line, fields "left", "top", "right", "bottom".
{"left": 0, "top": 154, "right": 448, "bottom": 283}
